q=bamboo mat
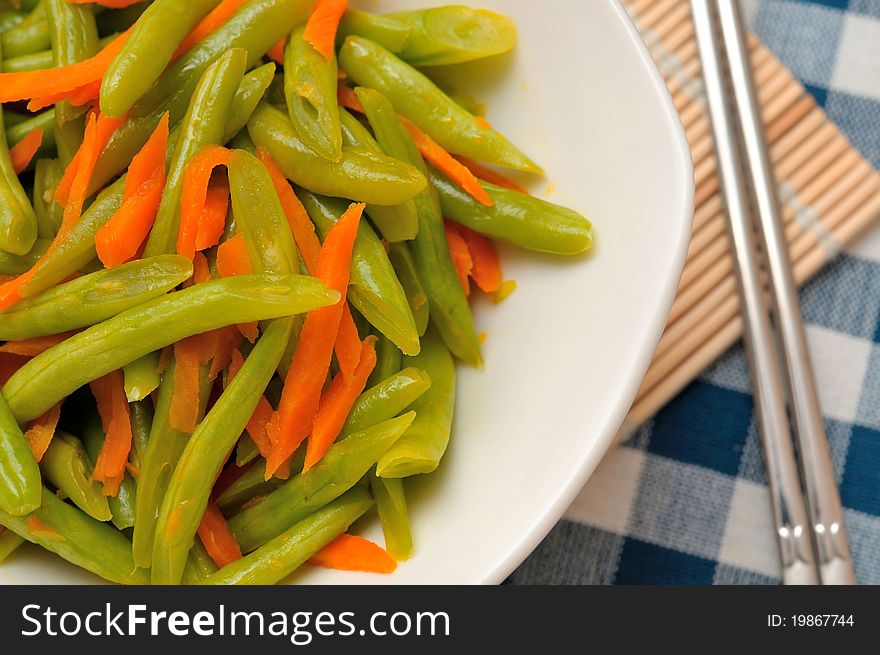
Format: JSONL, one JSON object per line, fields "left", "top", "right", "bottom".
{"left": 619, "top": 0, "right": 880, "bottom": 434}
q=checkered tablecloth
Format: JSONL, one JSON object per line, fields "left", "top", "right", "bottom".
{"left": 510, "top": 0, "right": 880, "bottom": 585}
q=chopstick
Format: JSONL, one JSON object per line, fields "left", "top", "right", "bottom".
{"left": 689, "top": 0, "right": 856, "bottom": 585}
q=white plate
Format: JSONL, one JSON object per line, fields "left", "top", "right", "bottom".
{"left": 1, "top": 0, "right": 693, "bottom": 585}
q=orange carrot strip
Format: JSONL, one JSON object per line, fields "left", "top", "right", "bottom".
{"left": 399, "top": 116, "right": 494, "bottom": 207}
{"left": 455, "top": 156, "right": 530, "bottom": 195}
{"left": 310, "top": 534, "right": 397, "bottom": 573}
{"left": 177, "top": 145, "right": 232, "bottom": 260}
{"left": 0, "top": 29, "right": 131, "bottom": 104}
{"left": 10, "top": 128, "right": 43, "bottom": 174}
{"left": 197, "top": 500, "right": 242, "bottom": 568}
{"left": 304, "top": 336, "right": 376, "bottom": 471}
{"left": 55, "top": 110, "right": 124, "bottom": 206}
{"left": 335, "top": 303, "right": 361, "bottom": 378}
{"left": 96, "top": 113, "right": 169, "bottom": 268}
{"left": 0, "top": 331, "right": 78, "bottom": 356}
{"left": 89, "top": 370, "right": 132, "bottom": 496}
{"left": 194, "top": 179, "right": 230, "bottom": 251}
{"left": 170, "top": 336, "right": 204, "bottom": 433}
{"left": 216, "top": 234, "right": 253, "bottom": 278}
{"left": 265, "top": 203, "right": 364, "bottom": 477}
{"left": 174, "top": 0, "right": 248, "bottom": 58}
{"left": 303, "top": 0, "right": 348, "bottom": 61}
{"left": 267, "top": 37, "right": 286, "bottom": 64}
{"left": 28, "top": 78, "right": 102, "bottom": 112}
{"left": 447, "top": 220, "right": 502, "bottom": 294}
{"left": 444, "top": 223, "right": 473, "bottom": 296}
{"left": 24, "top": 403, "right": 62, "bottom": 463}
{"left": 226, "top": 350, "right": 274, "bottom": 458}
{"left": 207, "top": 326, "right": 243, "bottom": 381}
{"left": 337, "top": 84, "right": 364, "bottom": 114}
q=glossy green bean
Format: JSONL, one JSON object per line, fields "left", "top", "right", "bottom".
{"left": 205, "top": 486, "right": 372, "bottom": 585}
{"left": 356, "top": 86, "right": 481, "bottom": 366}
{"left": 143, "top": 47, "right": 246, "bottom": 256}
{"left": 0, "top": 237, "right": 48, "bottom": 275}
{"left": 339, "top": 108, "right": 419, "bottom": 242}
{"left": 0, "top": 487, "right": 150, "bottom": 584}
{"left": 370, "top": 474, "right": 412, "bottom": 560}
{"left": 0, "top": 255, "right": 193, "bottom": 341}
{"left": 340, "top": 36, "right": 540, "bottom": 173}
{"left": 344, "top": 367, "right": 430, "bottom": 438}
{"left": 1, "top": 14, "right": 49, "bottom": 57}
{"left": 132, "top": 359, "right": 212, "bottom": 569}
{"left": 388, "top": 6, "right": 516, "bottom": 67}
{"left": 229, "top": 413, "right": 414, "bottom": 552}
{"left": 3, "top": 274, "right": 339, "bottom": 423}
{"left": 388, "top": 243, "right": 429, "bottom": 337}
{"left": 101, "top": 0, "right": 220, "bottom": 118}
{"left": 336, "top": 8, "right": 411, "bottom": 53}
{"left": 0, "top": 525, "right": 24, "bottom": 563}
{"left": 182, "top": 540, "right": 219, "bottom": 584}
{"left": 377, "top": 330, "right": 454, "bottom": 478}
{"left": 248, "top": 102, "right": 426, "bottom": 206}
{"left": 0, "top": 10, "right": 26, "bottom": 36}
{"left": 2, "top": 31, "right": 114, "bottom": 72}
{"left": 431, "top": 168, "right": 593, "bottom": 255}
{"left": 228, "top": 149, "right": 300, "bottom": 275}
{"left": 0, "top": 390, "right": 41, "bottom": 516}
{"left": 4, "top": 107, "right": 53, "bottom": 146}
{"left": 128, "top": 398, "right": 152, "bottom": 474}
{"left": 81, "top": 413, "right": 136, "bottom": 531}
{"left": 369, "top": 335, "right": 401, "bottom": 387}
{"left": 123, "top": 351, "right": 161, "bottom": 402}
{"left": 152, "top": 318, "right": 293, "bottom": 585}
{"left": 285, "top": 24, "right": 341, "bottom": 161}
{"left": 216, "top": 462, "right": 284, "bottom": 514}
{"left": 222, "top": 62, "right": 275, "bottom": 143}
{"left": 299, "top": 190, "right": 419, "bottom": 356}
{"left": 39, "top": 432, "right": 112, "bottom": 522}
{"left": 32, "top": 158, "right": 62, "bottom": 239}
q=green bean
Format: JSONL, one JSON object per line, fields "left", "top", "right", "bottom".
{"left": 229, "top": 149, "right": 300, "bottom": 275}
{"left": 152, "top": 318, "right": 293, "bottom": 585}
{"left": 345, "top": 367, "right": 430, "bottom": 438}
{"left": 45, "top": 0, "right": 99, "bottom": 167}
{"left": 356, "top": 86, "right": 481, "bottom": 366}
{"left": 299, "top": 190, "right": 419, "bottom": 356}
{"left": 2, "top": 31, "right": 114, "bottom": 72}
{"left": 143, "top": 47, "right": 246, "bottom": 256}
{"left": 0, "top": 525, "right": 24, "bottom": 563}
{"left": 229, "top": 412, "right": 414, "bottom": 552}
{"left": 123, "top": 351, "right": 161, "bottom": 402}
{"left": 182, "top": 540, "right": 219, "bottom": 584}
{"left": 431, "top": 168, "right": 593, "bottom": 256}
{"left": 204, "top": 486, "right": 373, "bottom": 585}
{"left": 1, "top": 14, "right": 49, "bottom": 57}
{"left": 248, "top": 102, "right": 426, "bottom": 206}
{"left": 0, "top": 46, "right": 38, "bottom": 256}
{"left": 3, "top": 274, "right": 339, "bottom": 423}
{"left": 39, "top": 432, "right": 112, "bottom": 523}
{"left": 370, "top": 474, "right": 411, "bottom": 560}
{"left": 128, "top": 398, "right": 152, "bottom": 472}
{"left": 227, "top": 129, "right": 256, "bottom": 153}
{"left": 101, "top": 0, "right": 220, "bottom": 118}
{"left": 132, "top": 358, "right": 212, "bottom": 569}
{"left": 339, "top": 109, "right": 419, "bottom": 242}
{"left": 336, "top": 8, "right": 411, "bottom": 53}
{"left": 0, "top": 10, "right": 26, "bottom": 36}
{"left": 387, "top": 6, "right": 516, "bottom": 67}
{"left": 79, "top": 415, "right": 138, "bottom": 530}
{"left": 369, "top": 335, "right": 401, "bottom": 388}
{"left": 0, "top": 390, "right": 41, "bottom": 516}
{"left": 5, "top": 108, "right": 55, "bottom": 151}
{"left": 234, "top": 435, "right": 260, "bottom": 467}
{"left": 223, "top": 62, "right": 276, "bottom": 143}
{"left": 0, "top": 487, "right": 149, "bottom": 584}
{"left": 0, "top": 237, "right": 48, "bottom": 275}
{"left": 378, "top": 330, "right": 454, "bottom": 478}
{"left": 0, "top": 255, "right": 193, "bottom": 341}
{"left": 216, "top": 462, "right": 284, "bottom": 514}
{"left": 388, "top": 243, "right": 429, "bottom": 337}
{"left": 285, "top": 24, "right": 341, "bottom": 161}
{"left": 32, "top": 158, "right": 62, "bottom": 239}
{"left": 92, "top": 0, "right": 315, "bottom": 193}
{"left": 340, "top": 36, "right": 540, "bottom": 173}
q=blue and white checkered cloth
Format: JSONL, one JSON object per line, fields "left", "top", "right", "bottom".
{"left": 510, "top": 0, "right": 880, "bottom": 585}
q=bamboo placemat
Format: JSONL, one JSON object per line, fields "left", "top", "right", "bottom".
{"left": 619, "top": 0, "right": 880, "bottom": 434}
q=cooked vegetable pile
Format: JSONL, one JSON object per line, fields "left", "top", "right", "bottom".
{"left": 0, "top": 0, "right": 592, "bottom": 585}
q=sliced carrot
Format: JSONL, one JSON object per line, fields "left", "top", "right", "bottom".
{"left": 303, "top": 0, "right": 348, "bottom": 61}
{"left": 177, "top": 145, "right": 232, "bottom": 260}
{"left": 55, "top": 110, "right": 125, "bottom": 207}
{"left": 455, "top": 156, "right": 530, "bottom": 195}
{"left": 335, "top": 303, "right": 362, "bottom": 378}
{"left": 337, "top": 84, "right": 364, "bottom": 114}
{"left": 0, "top": 29, "right": 131, "bottom": 105}
{"left": 265, "top": 203, "right": 364, "bottom": 477}
{"left": 0, "top": 331, "right": 78, "bottom": 356}
{"left": 191, "top": 250, "right": 212, "bottom": 285}
{"left": 10, "top": 128, "right": 43, "bottom": 174}
{"left": 226, "top": 350, "right": 274, "bottom": 459}
{"left": 89, "top": 370, "right": 132, "bottom": 496}
{"left": 304, "top": 336, "right": 376, "bottom": 471}
{"left": 95, "top": 113, "right": 169, "bottom": 268}
{"left": 216, "top": 234, "right": 253, "bottom": 278}
{"left": 447, "top": 220, "right": 503, "bottom": 294}
{"left": 444, "top": 223, "right": 473, "bottom": 296}
{"left": 310, "top": 534, "right": 397, "bottom": 573}
{"left": 207, "top": 325, "right": 244, "bottom": 381}
{"left": 197, "top": 500, "right": 242, "bottom": 568}
{"left": 174, "top": 0, "right": 248, "bottom": 59}
{"left": 29, "top": 78, "right": 103, "bottom": 112}
{"left": 194, "top": 178, "right": 230, "bottom": 251}
{"left": 170, "top": 336, "right": 204, "bottom": 433}
{"left": 399, "top": 116, "right": 494, "bottom": 207}
{"left": 24, "top": 403, "right": 62, "bottom": 463}
{"left": 267, "top": 37, "right": 286, "bottom": 64}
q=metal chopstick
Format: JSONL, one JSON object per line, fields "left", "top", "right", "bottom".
{"left": 690, "top": 0, "right": 819, "bottom": 585}
{"left": 713, "top": 0, "right": 856, "bottom": 586}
